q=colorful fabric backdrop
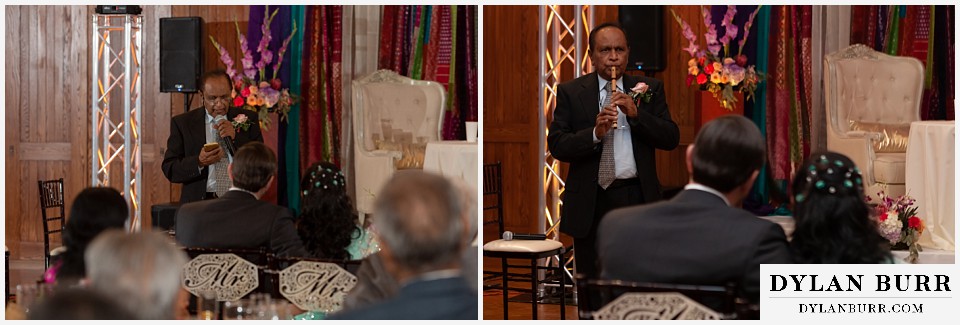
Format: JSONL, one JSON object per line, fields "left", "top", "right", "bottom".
{"left": 378, "top": 5, "right": 478, "bottom": 140}
{"left": 239, "top": 5, "right": 342, "bottom": 213}
{"left": 850, "top": 5, "right": 955, "bottom": 121}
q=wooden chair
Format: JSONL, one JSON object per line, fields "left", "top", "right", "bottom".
{"left": 481, "top": 162, "right": 566, "bottom": 320}
{"left": 37, "top": 178, "right": 66, "bottom": 270}
{"left": 575, "top": 274, "right": 738, "bottom": 320}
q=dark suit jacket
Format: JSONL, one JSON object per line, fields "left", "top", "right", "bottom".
{"left": 597, "top": 189, "right": 792, "bottom": 303}
{"left": 330, "top": 276, "right": 478, "bottom": 320}
{"left": 547, "top": 72, "right": 679, "bottom": 238}
{"left": 162, "top": 107, "right": 263, "bottom": 204}
{"left": 174, "top": 190, "right": 309, "bottom": 257}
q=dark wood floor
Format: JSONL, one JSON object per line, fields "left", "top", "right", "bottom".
{"left": 481, "top": 242, "right": 579, "bottom": 321}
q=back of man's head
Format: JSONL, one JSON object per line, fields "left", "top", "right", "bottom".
{"left": 85, "top": 230, "right": 188, "bottom": 320}
{"left": 690, "top": 115, "right": 765, "bottom": 192}
{"left": 374, "top": 171, "right": 464, "bottom": 274}
{"left": 231, "top": 142, "right": 276, "bottom": 192}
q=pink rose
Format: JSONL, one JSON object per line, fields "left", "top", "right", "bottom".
{"left": 631, "top": 82, "right": 649, "bottom": 94}
{"left": 234, "top": 114, "right": 248, "bottom": 124}
{"left": 233, "top": 96, "right": 245, "bottom": 107}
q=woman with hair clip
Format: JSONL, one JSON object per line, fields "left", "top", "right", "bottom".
{"left": 43, "top": 187, "right": 129, "bottom": 285}
{"left": 790, "top": 152, "right": 895, "bottom": 264}
{"left": 297, "top": 162, "right": 378, "bottom": 261}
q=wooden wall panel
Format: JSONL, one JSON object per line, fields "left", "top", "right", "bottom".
{"left": 482, "top": 5, "right": 540, "bottom": 236}
{"left": 5, "top": 5, "right": 251, "bottom": 258}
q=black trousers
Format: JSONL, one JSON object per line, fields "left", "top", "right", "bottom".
{"left": 573, "top": 179, "right": 644, "bottom": 280}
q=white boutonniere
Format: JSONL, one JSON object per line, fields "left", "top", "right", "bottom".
{"left": 629, "top": 82, "right": 653, "bottom": 104}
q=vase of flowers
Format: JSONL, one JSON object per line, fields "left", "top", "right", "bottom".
{"left": 671, "top": 6, "right": 765, "bottom": 112}
{"left": 209, "top": 6, "right": 299, "bottom": 130}
{"left": 873, "top": 191, "right": 923, "bottom": 263}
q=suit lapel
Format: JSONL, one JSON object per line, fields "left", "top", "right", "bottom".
{"left": 188, "top": 108, "right": 208, "bottom": 149}
{"left": 578, "top": 72, "right": 601, "bottom": 118}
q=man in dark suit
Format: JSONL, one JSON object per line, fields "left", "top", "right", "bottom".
{"left": 598, "top": 115, "right": 792, "bottom": 305}
{"left": 175, "top": 142, "right": 308, "bottom": 258}
{"left": 331, "top": 171, "right": 477, "bottom": 320}
{"left": 162, "top": 70, "right": 263, "bottom": 204}
{"left": 547, "top": 22, "right": 679, "bottom": 279}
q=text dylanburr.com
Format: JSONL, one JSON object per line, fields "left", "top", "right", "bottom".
{"left": 761, "top": 265, "right": 956, "bottom": 320}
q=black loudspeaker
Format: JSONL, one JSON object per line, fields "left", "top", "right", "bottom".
{"left": 151, "top": 202, "right": 180, "bottom": 233}
{"left": 618, "top": 6, "right": 665, "bottom": 72}
{"left": 160, "top": 17, "right": 202, "bottom": 93}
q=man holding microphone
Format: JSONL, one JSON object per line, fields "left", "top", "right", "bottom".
{"left": 162, "top": 70, "right": 264, "bottom": 204}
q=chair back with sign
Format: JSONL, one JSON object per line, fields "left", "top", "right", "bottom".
{"left": 575, "top": 274, "right": 738, "bottom": 320}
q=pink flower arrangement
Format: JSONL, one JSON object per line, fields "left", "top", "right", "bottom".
{"left": 872, "top": 191, "right": 923, "bottom": 263}
{"left": 209, "top": 6, "right": 299, "bottom": 130}
{"left": 671, "top": 6, "right": 764, "bottom": 111}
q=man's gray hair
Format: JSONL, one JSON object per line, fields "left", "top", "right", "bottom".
{"left": 85, "top": 230, "right": 188, "bottom": 319}
{"left": 374, "top": 171, "right": 465, "bottom": 273}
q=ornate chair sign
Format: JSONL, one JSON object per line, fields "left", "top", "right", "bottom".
{"left": 594, "top": 292, "right": 724, "bottom": 320}
{"left": 278, "top": 261, "right": 358, "bottom": 312}
{"left": 181, "top": 253, "right": 259, "bottom": 301}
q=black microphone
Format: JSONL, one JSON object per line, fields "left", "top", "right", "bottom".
{"left": 212, "top": 114, "right": 236, "bottom": 156}
{"left": 502, "top": 231, "right": 547, "bottom": 241}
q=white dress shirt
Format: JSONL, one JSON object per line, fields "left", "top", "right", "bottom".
{"left": 592, "top": 75, "right": 638, "bottom": 180}
{"left": 684, "top": 183, "right": 731, "bottom": 206}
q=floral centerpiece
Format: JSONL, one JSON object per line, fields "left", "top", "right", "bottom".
{"left": 670, "top": 6, "right": 764, "bottom": 111}
{"left": 209, "top": 6, "right": 299, "bottom": 130}
{"left": 872, "top": 191, "right": 923, "bottom": 263}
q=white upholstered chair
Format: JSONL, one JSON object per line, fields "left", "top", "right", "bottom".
{"left": 351, "top": 69, "right": 445, "bottom": 214}
{"left": 824, "top": 44, "right": 923, "bottom": 201}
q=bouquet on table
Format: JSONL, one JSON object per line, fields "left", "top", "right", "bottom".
{"left": 209, "top": 6, "right": 299, "bottom": 130}
{"left": 670, "top": 5, "right": 765, "bottom": 111}
{"left": 872, "top": 191, "right": 923, "bottom": 263}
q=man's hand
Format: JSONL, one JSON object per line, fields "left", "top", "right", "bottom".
{"left": 214, "top": 119, "right": 236, "bottom": 140}
{"left": 198, "top": 146, "right": 224, "bottom": 167}
{"left": 610, "top": 91, "right": 638, "bottom": 118}
{"left": 594, "top": 105, "right": 618, "bottom": 138}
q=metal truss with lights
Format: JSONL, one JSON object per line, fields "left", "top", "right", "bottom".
{"left": 540, "top": 4, "right": 594, "bottom": 293}
{"left": 91, "top": 14, "right": 143, "bottom": 232}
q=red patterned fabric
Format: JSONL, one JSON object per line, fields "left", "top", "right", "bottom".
{"left": 300, "top": 6, "right": 343, "bottom": 169}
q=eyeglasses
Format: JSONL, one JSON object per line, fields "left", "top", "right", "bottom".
{"left": 203, "top": 95, "right": 231, "bottom": 105}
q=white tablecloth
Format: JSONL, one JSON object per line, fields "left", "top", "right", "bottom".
{"left": 423, "top": 141, "right": 478, "bottom": 190}
{"left": 905, "top": 121, "right": 955, "bottom": 251}
{"left": 891, "top": 249, "right": 955, "bottom": 264}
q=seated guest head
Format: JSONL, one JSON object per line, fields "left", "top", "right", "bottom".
{"left": 298, "top": 161, "right": 360, "bottom": 260}
{"left": 790, "top": 152, "right": 892, "bottom": 263}
{"left": 28, "top": 287, "right": 136, "bottom": 320}
{"left": 50, "top": 187, "right": 129, "bottom": 285}
{"left": 374, "top": 171, "right": 467, "bottom": 280}
{"left": 687, "top": 115, "right": 766, "bottom": 205}
{"left": 85, "top": 230, "right": 188, "bottom": 319}
{"left": 229, "top": 142, "right": 277, "bottom": 196}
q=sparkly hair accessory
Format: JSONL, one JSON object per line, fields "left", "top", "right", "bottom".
{"left": 794, "top": 154, "right": 863, "bottom": 203}
{"left": 301, "top": 164, "right": 347, "bottom": 196}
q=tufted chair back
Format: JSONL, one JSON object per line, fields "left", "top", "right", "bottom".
{"left": 824, "top": 44, "right": 923, "bottom": 200}
{"left": 351, "top": 69, "right": 446, "bottom": 214}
